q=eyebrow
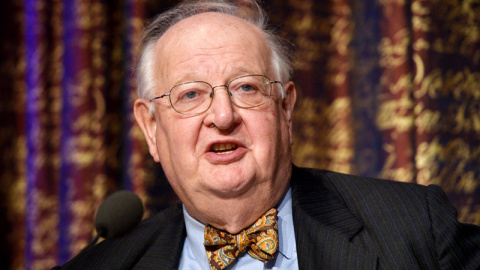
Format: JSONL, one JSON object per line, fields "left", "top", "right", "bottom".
{"left": 171, "top": 66, "right": 263, "bottom": 86}
{"left": 172, "top": 71, "right": 199, "bottom": 85}
{"left": 232, "top": 66, "right": 261, "bottom": 77}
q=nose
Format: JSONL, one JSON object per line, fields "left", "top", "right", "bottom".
{"left": 204, "top": 86, "right": 240, "bottom": 130}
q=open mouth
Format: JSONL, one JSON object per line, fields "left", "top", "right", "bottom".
{"left": 210, "top": 143, "right": 238, "bottom": 154}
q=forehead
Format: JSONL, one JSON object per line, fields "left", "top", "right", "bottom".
{"left": 154, "top": 12, "right": 271, "bottom": 84}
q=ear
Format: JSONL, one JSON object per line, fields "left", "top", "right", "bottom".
{"left": 282, "top": 81, "right": 297, "bottom": 145}
{"left": 134, "top": 99, "right": 161, "bottom": 162}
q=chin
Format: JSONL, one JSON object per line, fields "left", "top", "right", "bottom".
{"left": 204, "top": 170, "right": 256, "bottom": 197}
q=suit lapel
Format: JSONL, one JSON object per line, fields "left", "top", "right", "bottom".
{"left": 132, "top": 203, "right": 186, "bottom": 270}
{"left": 291, "top": 166, "right": 378, "bottom": 270}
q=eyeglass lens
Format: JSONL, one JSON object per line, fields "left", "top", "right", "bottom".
{"left": 169, "top": 75, "right": 272, "bottom": 114}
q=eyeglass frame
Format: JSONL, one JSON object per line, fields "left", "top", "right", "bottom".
{"left": 149, "top": 74, "right": 283, "bottom": 115}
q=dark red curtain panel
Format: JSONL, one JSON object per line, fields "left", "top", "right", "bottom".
{"left": 0, "top": 0, "right": 478, "bottom": 269}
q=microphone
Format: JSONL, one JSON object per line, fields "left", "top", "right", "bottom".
{"left": 52, "top": 191, "right": 144, "bottom": 269}
{"left": 95, "top": 190, "right": 144, "bottom": 239}
{"left": 84, "top": 190, "right": 144, "bottom": 250}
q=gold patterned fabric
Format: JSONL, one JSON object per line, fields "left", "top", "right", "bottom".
{"left": 204, "top": 208, "right": 279, "bottom": 270}
{"left": 1, "top": 0, "right": 479, "bottom": 269}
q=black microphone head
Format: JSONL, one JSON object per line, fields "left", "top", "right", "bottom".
{"left": 94, "top": 190, "right": 144, "bottom": 239}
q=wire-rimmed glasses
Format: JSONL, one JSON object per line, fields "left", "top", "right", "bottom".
{"left": 149, "top": 74, "right": 282, "bottom": 115}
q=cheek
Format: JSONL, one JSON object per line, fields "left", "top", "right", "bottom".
{"left": 250, "top": 109, "right": 282, "bottom": 154}
{"left": 261, "top": 106, "right": 291, "bottom": 155}
{"left": 157, "top": 116, "right": 202, "bottom": 165}
{"left": 154, "top": 120, "right": 173, "bottom": 166}
{"left": 154, "top": 117, "right": 204, "bottom": 194}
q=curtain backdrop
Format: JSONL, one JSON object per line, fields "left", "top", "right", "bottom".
{"left": 0, "top": 0, "right": 478, "bottom": 269}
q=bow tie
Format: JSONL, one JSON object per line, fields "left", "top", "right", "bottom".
{"left": 204, "top": 208, "right": 279, "bottom": 270}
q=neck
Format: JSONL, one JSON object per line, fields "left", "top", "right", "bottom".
{"left": 185, "top": 180, "right": 289, "bottom": 234}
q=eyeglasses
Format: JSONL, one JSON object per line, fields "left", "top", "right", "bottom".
{"left": 149, "top": 74, "right": 282, "bottom": 115}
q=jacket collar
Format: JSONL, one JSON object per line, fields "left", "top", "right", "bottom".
{"left": 135, "top": 165, "right": 378, "bottom": 269}
{"left": 290, "top": 165, "right": 378, "bottom": 269}
{"left": 132, "top": 203, "right": 186, "bottom": 270}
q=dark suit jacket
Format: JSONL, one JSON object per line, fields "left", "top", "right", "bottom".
{"left": 60, "top": 166, "right": 480, "bottom": 269}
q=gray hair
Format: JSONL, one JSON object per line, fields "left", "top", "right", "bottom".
{"left": 136, "top": 0, "right": 293, "bottom": 102}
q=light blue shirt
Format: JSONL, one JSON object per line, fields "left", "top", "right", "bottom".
{"left": 178, "top": 188, "right": 299, "bottom": 270}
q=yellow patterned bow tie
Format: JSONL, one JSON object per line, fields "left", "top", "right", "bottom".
{"left": 204, "top": 208, "right": 279, "bottom": 270}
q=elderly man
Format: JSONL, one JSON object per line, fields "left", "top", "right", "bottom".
{"left": 60, "top": 0, "right": 480, "bottom": 269}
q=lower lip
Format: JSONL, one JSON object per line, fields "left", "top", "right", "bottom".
{"left": 204, "top": 147, "right": 247, "bottom": 164}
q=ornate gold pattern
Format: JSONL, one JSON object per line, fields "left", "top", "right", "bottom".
{"left": 292, "top": 96, "right": 354, "bottom": 174}
{"left": 204, "top": 208, "right": 278, "bottom": 270}
{"left": 1, "top": 1, "right": 479, "bottom": 269}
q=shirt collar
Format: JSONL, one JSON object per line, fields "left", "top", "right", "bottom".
{"left": 276, "top": 187, "right": 295, "bottom": 259}
{"left": 182, "top": 187, "right": 295, "bottom": 262}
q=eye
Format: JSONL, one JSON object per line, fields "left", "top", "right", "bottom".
{"left": 183, "top": 91, "right": 198, "bottom": 99}
{"left": 173, "top": 83, "right": 209, "bottom": 102}
{"left": 239, "top": 84, "right": 255, "bottom": 92}
{"left": 172, "top": 87, "right": 207, "bottom": 104}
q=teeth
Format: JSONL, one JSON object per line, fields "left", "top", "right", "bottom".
{"left": 212, "top": 143, "right": 238, "bottom": 153}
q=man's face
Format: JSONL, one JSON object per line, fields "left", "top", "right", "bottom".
{"left": 135, "top": 12, "right": 296, "bottom": 228}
